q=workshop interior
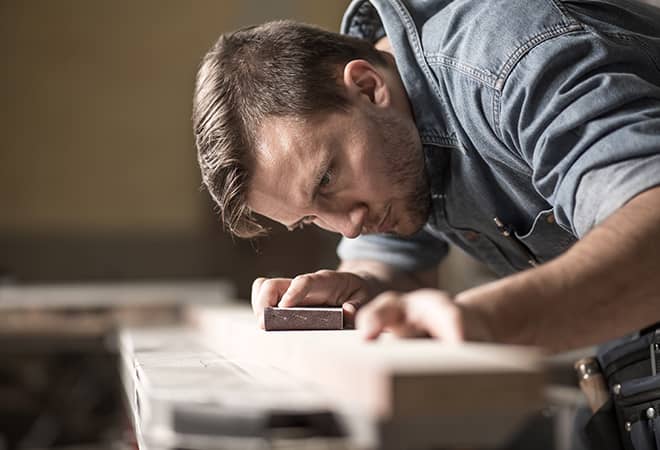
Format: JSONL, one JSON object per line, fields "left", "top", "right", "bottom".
{"left": 2, "top": 1, "right": 660, "bottom": 449}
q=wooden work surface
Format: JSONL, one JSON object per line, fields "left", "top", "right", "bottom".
{"left": 189, "top": 305, "right": 546, "bottom": 448}
{"left": 0, "top": 281, "right": 233, "bottom": 338}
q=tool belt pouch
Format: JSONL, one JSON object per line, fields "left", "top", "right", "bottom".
{"left": 586, "top": 330, "right": 660, "bottom": 450}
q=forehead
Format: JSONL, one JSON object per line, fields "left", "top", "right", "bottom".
{"left": 255, "top": 115, "right": 317, "bottom": 165}
{"left": 246, "top": 114, "right": 335, "bottom": 220}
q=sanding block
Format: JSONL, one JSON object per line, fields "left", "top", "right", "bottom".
{"left": 264, "top": 306, "right": 343, "bottom": 331}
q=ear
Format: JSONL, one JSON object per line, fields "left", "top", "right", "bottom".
{"left": 342, "top": 59, "right": 390, "bottom": 107}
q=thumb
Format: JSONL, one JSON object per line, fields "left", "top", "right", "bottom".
{"left": 341, "top": 299, "right": 366, "bottom": 328}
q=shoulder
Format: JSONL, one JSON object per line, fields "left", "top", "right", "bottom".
{"left": 343, "top": 0, "right": 584, "bottom": 88}
{"left": 417, "top": 0, "right": 583, "bottom": 87}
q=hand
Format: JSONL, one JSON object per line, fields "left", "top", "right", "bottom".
{"left": 250, "top": 270, "right": 374, "bottom": 329}
{"left": 355, "top": 289, "right": 493, "bottom": 342}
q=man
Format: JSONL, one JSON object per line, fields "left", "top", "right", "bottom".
{"left": 192, "top": 0, "right": 660, "bottom": 353}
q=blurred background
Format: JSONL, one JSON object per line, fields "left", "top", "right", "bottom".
{"left": 15, "top": 0, "right": 660, "bottom": 448}
{"left": 1, "top": 2, "right": 355, "bottom": 449}
{"left": 0, "top": 0, "right": 355, "bottom": 299}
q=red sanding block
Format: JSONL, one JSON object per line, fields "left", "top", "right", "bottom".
{"left": 264, "top": 306, "right": 343, "bottom": 331}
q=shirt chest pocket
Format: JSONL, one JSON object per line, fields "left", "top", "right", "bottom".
{"left": 514, "top": 209, "right": 578, "bottom": 264}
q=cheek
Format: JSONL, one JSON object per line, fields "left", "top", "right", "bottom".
{"left": 353, "top": 171, "right": 392, "bottom": 202}
{"left": 355, "top": 150, "right": 396, "bottom": 195}
{"left": 346, "top": 117, "right": 415, "bottom": 200}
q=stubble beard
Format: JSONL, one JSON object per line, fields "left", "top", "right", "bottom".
{"left": 371, "top": 108, "right": 431, "bottom": 236}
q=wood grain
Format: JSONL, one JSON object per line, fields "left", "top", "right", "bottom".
{"left": 189, "top": 305, "right": 545, "bottom": 448}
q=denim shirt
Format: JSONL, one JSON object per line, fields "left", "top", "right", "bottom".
{"left": 337, "top": 0, "right": 660, "bottom": 277}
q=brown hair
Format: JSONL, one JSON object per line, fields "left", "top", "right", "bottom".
{"left": 192, "top": 20, "right": 387, "bottom": 238}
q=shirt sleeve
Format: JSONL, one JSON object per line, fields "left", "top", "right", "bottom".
{"left": 498, "top": 28, "right": 660, "bottom": 238}
{"left": 337, "top": 226, "right": 449, "bottom": 272}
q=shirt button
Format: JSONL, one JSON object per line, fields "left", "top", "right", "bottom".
{"left": 463, "top": 231, "right": 480, "bottom": 241}
{"left": 546, "top": 213, "right": 555, "bottom": 224}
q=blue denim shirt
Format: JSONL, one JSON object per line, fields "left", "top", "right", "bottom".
{"left": 337, "top": 0, "right": 660, "bottom": 277}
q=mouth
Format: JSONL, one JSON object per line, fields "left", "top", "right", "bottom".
{"left": 376, "top": 204, "right": 392, "bottom": 234}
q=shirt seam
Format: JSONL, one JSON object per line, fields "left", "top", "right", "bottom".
{"left": 420, "top": 133, "right": 461, "bottom": 150}
{"left": 425, "top": 54, "right": 498, "bottom": 88}
{"left": 492, "top": 26, "right": 586, "bottom": 142}
{"left": 492, "top": 90, "right": 503, "bottom": 141}
{"left": 495, "top": 23, "right": 584, "bottom": 92}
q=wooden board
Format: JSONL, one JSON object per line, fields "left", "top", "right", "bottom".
{"left": 189, "top": 305, "right": 545, "bottom": 448}
{"left": 0, "top": 281, "right": 233, "bottom": 310}
{"left": 119, "top": 325, "right": 350, "bottom": 450}
{"left": 0, "top": 281, "right": 233, "bottom": 337}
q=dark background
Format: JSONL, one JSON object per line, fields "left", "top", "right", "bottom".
{"left": 0, "top": 1, "right": 352, "bottom": 298}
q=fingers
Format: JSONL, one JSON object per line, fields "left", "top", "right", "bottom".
{"left": 355, "top": 289, "right": 467, "bottom": 342}
{"left": 404, "top": 291, "right": 464, "bottom": 342}
{"left": 278, "top": 273, "right": 322, "bottom": 307}
{"left": 250, "top": 277, "right": 292, "bottom": 329}
{"left": 355, "top": 292, "right": 407, "bottom": 340}
{"left": 279, "top": 270, "right": 365, "bottom": 308}
{"left": 251, "top": 270, "right": 372, "bottom": 330}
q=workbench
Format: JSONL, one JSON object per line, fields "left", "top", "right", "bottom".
{"left": 120, "top": 304, "right": 546, "bottom": 449}
{"left": 1, "top": 282, "right": 584, "bottom": 450}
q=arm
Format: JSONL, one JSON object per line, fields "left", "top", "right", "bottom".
{"left": 457, "top": 186, "right": 660, "bottom": 352}
{"left": 357, "top": 26, "right": 660, "bottom": 348}
{"left": 465, "top": 22, "right": 660, "bottom": 350}
{"left": 357, "top": 186, "right": 660, "bottom": 350}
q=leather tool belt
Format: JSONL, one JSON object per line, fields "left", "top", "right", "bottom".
{"left": 585, "top": 324, "right": 660, "bottom": 450}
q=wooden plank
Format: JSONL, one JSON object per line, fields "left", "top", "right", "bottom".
{"left": 119, "top": 325, "right": 352, "bottom": 450}
{"left": 0, "top": 281, "right": 233, "bottom": 337}
{"left": 189, "top": 305, "right": 545, "bottom": 448}
{"left": 0, "top": 281, "right": 233, "bottom": 310}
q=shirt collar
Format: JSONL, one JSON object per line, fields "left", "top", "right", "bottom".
{"left": 341, "top": 0, "right": 459, "bottom": 148}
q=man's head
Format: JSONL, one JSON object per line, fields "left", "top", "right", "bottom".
{"left": 193, "top": 20, "right": 430, "bottom": 239}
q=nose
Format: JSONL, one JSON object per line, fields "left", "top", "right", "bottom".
{"left": 321, "top": 204, "right": 367, "bottom": 238}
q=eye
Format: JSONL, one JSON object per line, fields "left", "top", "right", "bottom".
{"left": 319, "top": 169, "right": 332, "bottom": 188}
